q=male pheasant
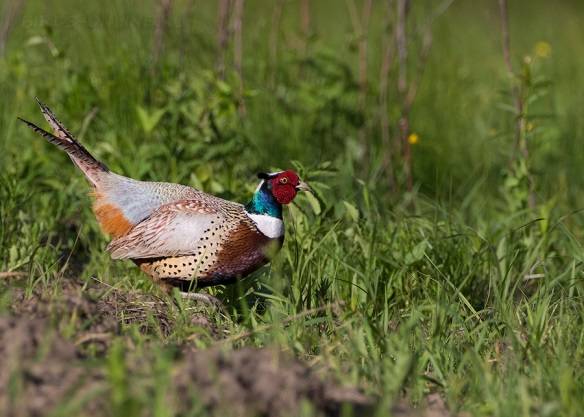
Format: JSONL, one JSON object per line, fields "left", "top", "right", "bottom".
{"left": 19, "top": 99, "right": 310, "bottom": 293}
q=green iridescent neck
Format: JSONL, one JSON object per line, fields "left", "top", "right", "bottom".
{"left": 245, "top": 181, "right": 282, "bottom": 218}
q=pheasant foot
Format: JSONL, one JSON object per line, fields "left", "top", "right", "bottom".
{"left": 180, "top": 291, "right": 227, "bottom": 313}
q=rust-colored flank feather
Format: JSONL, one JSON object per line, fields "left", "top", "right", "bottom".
{"left": 93, "top": 203, "right": 133, "bottom": 238}
{"left": 92, "top": 192, "right": 133, "bottom": 238}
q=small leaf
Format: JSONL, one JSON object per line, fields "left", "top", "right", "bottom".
{"left": 307, "top": 180, "right": 331, "bottom": 191}
{"left": 405, "top": 239, "right": 428, "bottom": 265}
{"left": 216, "top": 80, "right": 232, "bottom": 94}
{"left": 303, "top": 191, "right": 321, "bottom": 215}
{"left": 343, "top": 201, "right": 359, "bottom": 222}
{"left": 26, "top": 36, "right": 45, "bottom": 46}
{"left": 136, "top": 106, "right": 166, "bottom": 134}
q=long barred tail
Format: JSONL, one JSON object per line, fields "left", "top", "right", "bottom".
{"left": 18, "top": 98, "right": 108, "bottom": 187}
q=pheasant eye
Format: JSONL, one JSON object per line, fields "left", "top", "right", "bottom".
{"left": 279, "top": 177, "right": 288, "bottom": 184}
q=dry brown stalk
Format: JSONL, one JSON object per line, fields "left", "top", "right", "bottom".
{"left": 217, "top": 0, "right": 232, "bottom": 79}
{"left": 0, "top": 0, "right": 26, "bottom": 57}
{"left": 269, "top": 0, "right": 286, "bottom": 87}
{"left": 498, "top": 0, "right": 513, "bottom": 75}
{"left": 232, "top": 0, "right": 245, "bottom": 114}
{"left": 0, "top": 271, "right": 27, "bottom": 278}
{"left": 179, "top": 0, "right": 196, "bottom": 65}
{"left": 394, "top": 0, "right": 453, "bottom": 194}
{"left": 395, "top": 0, "right": 412, "bottom": 192}
{"left": 347, "top": 0, "right": 373, "bottom": 158}
{"left": 379, "top": 0, "right": 396, "bottom": 190}
{"left": 300, "top": 0, "right": 311, "bottom": 55}
{"left": 297, "top": 0, "right": 311, "bottom": 78}
{"left": 497, "top": 0, "right": 535, "bottom": 208}
{"left": 75, "top": 332, "right": 112, "bottom": 346}
{"left": 152, "top": 0, "right": 173, "bottom": 72}
{"left": 359, "top": 0, "right": 373, "bottom": 110}
{"left": 395, "top": 0, "right": 408, "bottom": 96}
{"left": 405, "top": 0, "right": 454, "bottom": 110}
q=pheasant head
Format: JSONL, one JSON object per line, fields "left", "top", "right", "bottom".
{"left": 246, "top": 170, "right": 310, "bottom": 218}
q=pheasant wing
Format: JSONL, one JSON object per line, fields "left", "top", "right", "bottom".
{"left": 107, "top": 199, "right": 235, "bottom": 259}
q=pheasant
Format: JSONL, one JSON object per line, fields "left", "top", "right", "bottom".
{"left": 19, "top": 99, "right": 310, "bottom": 294}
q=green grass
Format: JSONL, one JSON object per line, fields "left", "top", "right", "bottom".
{"left": 2, "top": 0, "right": 584, "bottom": 416}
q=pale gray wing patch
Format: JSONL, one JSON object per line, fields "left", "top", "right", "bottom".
{"left": 99, "top": 174, "right": 206, "bottom": 225}
{"left": 107, "top": 200, "right": 228, "bottom": 259}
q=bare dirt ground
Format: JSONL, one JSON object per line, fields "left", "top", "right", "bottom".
{"left": 0, "top": 279, "right": 455, "bottom": 417}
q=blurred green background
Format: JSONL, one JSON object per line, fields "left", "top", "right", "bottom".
{"left": 3, "top": 1, "right": 584, "bottom": 416}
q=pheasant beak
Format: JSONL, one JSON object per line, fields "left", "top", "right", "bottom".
{"left": 296, "top": 180, "right": 312, "bottom": 193}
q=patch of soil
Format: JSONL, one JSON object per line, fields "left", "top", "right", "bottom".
{"left": 0, "top": 316, "right": 103, "bottom": 417}
{"left": 0, "top": 316, "right": 373, "bottom": 417}
{"left": 8, "top": 278, "right": 220, "bottom": 350}
{"left": 172, "top": 348, "right": 373, "bottom": 417}
{"left": 0, "top": 280, "right": 457, "bottom": 417}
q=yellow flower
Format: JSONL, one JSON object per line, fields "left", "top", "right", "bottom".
{"left": 534, "top": 41, "right": 551, "bottom": 58}
{"left": 408, "top": 133, "right": 419, "bottom": 145}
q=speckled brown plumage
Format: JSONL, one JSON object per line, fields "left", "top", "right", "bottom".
{"left": 107, "top": 200, "right": 282, "bottom": 289}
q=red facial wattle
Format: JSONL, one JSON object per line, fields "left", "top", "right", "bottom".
{"left": 270, "top": 170, "right": 300, "bottom": 205}
{"left": 272, "top": 185, "right": 296, "bottom": 204}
